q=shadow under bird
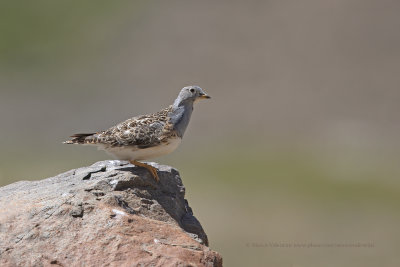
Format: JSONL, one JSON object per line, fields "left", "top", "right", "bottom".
{"left": 64, "top": 86, "right": 211, "bottom": 182}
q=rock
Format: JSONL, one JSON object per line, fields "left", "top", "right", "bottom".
{"left": 0, "top": 160, "right": 222, "bottom": 267}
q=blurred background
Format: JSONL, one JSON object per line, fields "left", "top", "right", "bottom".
{"left": 1, "top": 0, "right": 400, "bottom": 266}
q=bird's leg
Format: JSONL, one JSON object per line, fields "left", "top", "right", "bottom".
{"left": 130, "top": 160, "right": 159, "bottom": 182}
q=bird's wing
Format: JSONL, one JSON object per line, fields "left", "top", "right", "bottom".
{"left": 85, "top": 106, "right": 175, "bottom": 148}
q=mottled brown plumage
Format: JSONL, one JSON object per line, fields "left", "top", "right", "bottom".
{"left": 65, "top": 106, "right": 176, "bottom": 149}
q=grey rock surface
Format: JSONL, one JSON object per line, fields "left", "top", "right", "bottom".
{"left": 0, "top": 160, "right": 222, "bottom": 267}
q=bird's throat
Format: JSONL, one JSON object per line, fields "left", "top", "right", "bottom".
{"left": 169, "top": 102, "right": 194, "bottom": 138}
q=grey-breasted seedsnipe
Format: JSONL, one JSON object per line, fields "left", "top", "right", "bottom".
{"left": 64, "top": 86, "right": 211, "bottom": 182}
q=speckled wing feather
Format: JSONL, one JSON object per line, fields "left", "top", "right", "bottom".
{"left": 66, "top": 106, "right": 177, "bottom": 148}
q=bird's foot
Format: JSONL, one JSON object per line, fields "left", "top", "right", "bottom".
{"left": 130, "top": 160, "right": 159, "bottom": 182}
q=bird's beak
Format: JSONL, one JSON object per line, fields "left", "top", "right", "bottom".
{"left": 199, "top": 93, "right": 211, "bottom": 99}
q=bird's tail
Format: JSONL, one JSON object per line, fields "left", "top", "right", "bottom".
{"left": 63, "top": 133, "right": 96, "bottom": 144}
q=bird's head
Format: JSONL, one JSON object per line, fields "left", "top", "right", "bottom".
{"left": 174, "top": 86, "right": 211, "bottom": 106}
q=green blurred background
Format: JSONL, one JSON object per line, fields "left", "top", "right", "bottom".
{"left": 1, "top": 1, "right": 400, "bottom": 266}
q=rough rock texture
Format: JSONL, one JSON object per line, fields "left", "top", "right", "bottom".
{"left": 0, "top": 160, "right": 222, "bottom": 267}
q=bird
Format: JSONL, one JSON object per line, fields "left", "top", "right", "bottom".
{"left": 64, "top": 85, "right": 211, "bottom": 182}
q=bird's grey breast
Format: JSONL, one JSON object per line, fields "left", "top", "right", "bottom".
{"left": 168, "top": 105, "right": 193, "bottom": 138}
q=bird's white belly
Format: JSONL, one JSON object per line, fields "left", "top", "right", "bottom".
{"left": 103, "top": 138, "right": 182, "bottom": 161}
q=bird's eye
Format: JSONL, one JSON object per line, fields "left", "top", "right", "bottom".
{"left": 189, "top": 88, "right": 195, "bottom": 93}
